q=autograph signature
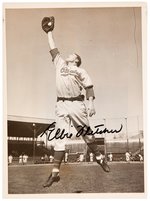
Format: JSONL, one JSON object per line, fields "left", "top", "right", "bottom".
{"left": 40, "top": 122, "right": 123, "bottom": 141}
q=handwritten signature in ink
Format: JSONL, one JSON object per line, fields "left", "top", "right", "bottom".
{"left": 40, "top": 122, "right": 123, "bottom": 141}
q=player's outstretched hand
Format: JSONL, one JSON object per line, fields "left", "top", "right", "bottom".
{"left": 41, "top": 16, "right": 55, "bottom": 33}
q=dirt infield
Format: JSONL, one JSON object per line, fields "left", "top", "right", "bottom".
{"left": 8, "top": 162, "right": 144, "bottom": 194}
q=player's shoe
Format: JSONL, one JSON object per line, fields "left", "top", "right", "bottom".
{"left": 96, "top": 155, "right": 110, "bottom": 172}
{"left": 43, "top": 173, "right": 60, "bottom": 188}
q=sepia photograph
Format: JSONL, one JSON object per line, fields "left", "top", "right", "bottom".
{"left": 3, "top": 2, "right": 147, "bottom": 198}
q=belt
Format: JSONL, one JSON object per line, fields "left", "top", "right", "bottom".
{"left": 57, "top": 95, "right": 84, "bottom": 102}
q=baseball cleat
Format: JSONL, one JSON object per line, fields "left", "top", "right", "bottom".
{"left": 43, "top": 173, "right": 60, "bottom": 188}
{"left": 97, "top": 158, "right": 110, "bottom": 172}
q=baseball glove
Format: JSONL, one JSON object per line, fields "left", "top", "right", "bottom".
{"left": 42, "top": 16, "right": 55, "bottom": 33}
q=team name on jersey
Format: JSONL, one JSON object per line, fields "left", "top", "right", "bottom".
{"left": 60, "top": 67, "right": 80, "bottom": 77}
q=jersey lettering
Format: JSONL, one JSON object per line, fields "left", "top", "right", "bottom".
{"left": 60, "top": 67, "right": 82, "bottom": 78}
{"left": 53, "top": 54, "right": 93, "bottom": 97}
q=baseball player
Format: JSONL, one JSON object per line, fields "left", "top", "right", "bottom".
{"left": 125, "top": 151, "right": 130, "bottom": 162}
{"left": 23, "top": 154, "right": 28, "bottom": 164}
{"left": 89, "top": 152, "right": 94, "bottom": 162}
{"left": 64, "top": 151, "right": 69, "bottom": 163}
{"left": 138, "top": 154, "right": 143, "bottom": 162}
{"left": 8, "top": 155, "right": 13, "bottom": 165}
{"left": 108, "top": 153, "right": 113, "bottom": 162}
{"left": 19, "top": 154, "right": 23, "bottom": 164}
{"left": 41, "top": 16, "right": 110, "bottom": 188}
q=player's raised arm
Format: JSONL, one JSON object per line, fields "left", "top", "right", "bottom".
{"left": 41, "top": 16, "right": 64, "bottom": 66}
{"left": 47, "top": 31, "right": 56, "bottom": 50}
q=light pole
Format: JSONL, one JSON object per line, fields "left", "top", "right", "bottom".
{"left": 45, "top": 130, "right": 48, "bottom": 149}
{"left": 137, "top": 116, "right": 141, "bottom": 153}
{"left": 33, "top": 123, "right": 36, "bottom": 163}
{"left": 125, "top": 118, "right": 129, "bottom": 152}
{"left": 103, "top": 118, "right": 107, "bottom": 156}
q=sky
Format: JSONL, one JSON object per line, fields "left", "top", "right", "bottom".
{"left": 5, "top": 6, "right": 143, "bottom": 132}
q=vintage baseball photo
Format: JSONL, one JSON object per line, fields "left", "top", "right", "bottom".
{"left": 3, "top": 2, "right": 146, "bottom": 198}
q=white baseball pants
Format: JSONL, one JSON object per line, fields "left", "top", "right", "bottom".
{"left": 53, "top": 100, "right": 95, "bottom": 151}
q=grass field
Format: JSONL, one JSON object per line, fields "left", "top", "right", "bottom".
{"left": 8, "top": 162, "right": 144, "bottom": 194}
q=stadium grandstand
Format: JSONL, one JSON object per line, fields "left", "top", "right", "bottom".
{"left": 7, "top": 115, "right": 144, "bottom": 164}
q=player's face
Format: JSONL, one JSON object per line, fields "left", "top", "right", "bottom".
{"left": 66, "top": 54, "right": 77, "bottom": 64}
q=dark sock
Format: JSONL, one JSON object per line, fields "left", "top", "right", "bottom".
{"left": 87, "top": 141, "right": 101, "bottom": 157}
{"left": 52, "top": 151, "right": 65, "bottom": 176}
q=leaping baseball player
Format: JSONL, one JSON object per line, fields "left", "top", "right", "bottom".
{"left": 41, "top": 16, "right": 110, "bottom": 188}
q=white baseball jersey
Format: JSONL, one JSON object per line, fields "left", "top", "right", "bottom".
{"left": 54, "top": 54, "right": 93, "bottom": 98}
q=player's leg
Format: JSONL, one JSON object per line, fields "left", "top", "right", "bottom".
{"left": 43, "top": 104, "right": 70, "bottom": 187}
{"left": 70, "top": 101, "right": 110, "bottom": 172}
{"left": 43, "top": 150, "right": 64, "bottom": 188}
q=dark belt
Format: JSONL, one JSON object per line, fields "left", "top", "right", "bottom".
{"left": 57, "top": 95, "right": 84, "bottom": 102}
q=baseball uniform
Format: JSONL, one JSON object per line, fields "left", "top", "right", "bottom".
{"left": 43, "top": 20, "right": 110, "bottom": 189}
{"left": 50, "top": 48, "right": 95, "bottom": 151}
